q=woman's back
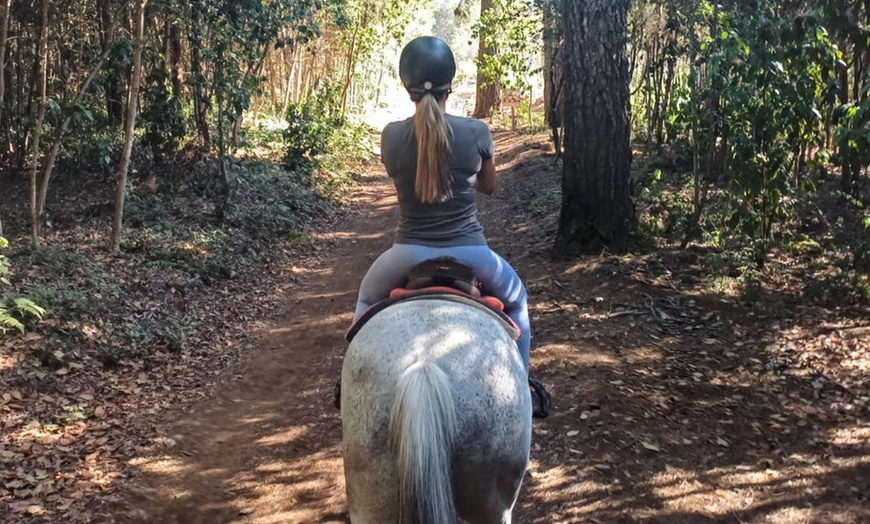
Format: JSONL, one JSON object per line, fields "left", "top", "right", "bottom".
{"left": 381, "top": 114, "right": 494, "bottom": 247}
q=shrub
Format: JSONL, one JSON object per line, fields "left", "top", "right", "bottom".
{"left": 0, "top": 237, "right": 46, "bottom": 334}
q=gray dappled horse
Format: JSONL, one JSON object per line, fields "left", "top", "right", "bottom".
{"left": 341, "top": 299, "right": 532, "bottom": 524}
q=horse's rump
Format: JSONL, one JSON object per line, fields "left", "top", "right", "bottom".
{"left": 340, "top": 299, "right": 532, "bottom": 524}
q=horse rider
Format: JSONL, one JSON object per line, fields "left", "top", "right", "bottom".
{"left": 352, "top": 36, "right": 551, "bottom": 418}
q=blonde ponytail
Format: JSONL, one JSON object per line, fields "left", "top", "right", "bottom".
{"left": 413, "top": 93, "right": 452, "bottom": 203}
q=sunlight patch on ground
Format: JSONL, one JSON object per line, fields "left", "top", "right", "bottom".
{"left": 828, "top": 425, "right": 870, "bottom": 446}
{"left": 319, "top": 231, "right": 387, "bottom": 241}
{"left": 0, "top": 353, "right": 15, "bottom": 372}
{"left": 639, "top": 462, "right": 864, "bottom": 522}
{"left": 287, "top": 266, "right": 335, "bottom": 279}
{"left": 254, "top": 427, "right": 309, "bottom": 447}
{"left": 535, "top": 343, "right": 621, "bottom": 366}
{"left": 293, "top": 290, "right": 356, "bottom": 301}
{"left": 229, "top": 451, "right": 345, "bottom": 524}
{"left": 127, "top": 455, "right": 189, "bottom": 476}
{"left": 563, "top": 260, "right": 605, "bottom": 275}
{"left": 237, "top": 414, "right": 273, "bottom": 425}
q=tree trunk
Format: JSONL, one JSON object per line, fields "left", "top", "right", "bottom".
{"left": 542, "top": 0, "right": 563, "bottom": 156}
{"left": 215, "top": 43, "right": 230, "bottom": 221}
{"left": 341, "top": 20, "right": 361, "bottom": 116}
{"left": 0, "top": 0, "right": 11, "bottom": 133}
{"left": 553, "top": 0, "right": 633, "bottom": 257}
{"left": 472, "top": 0, "right": 500, "bottom": 119}
{"left": 168, "top": 20, "right": 183, "bottom": 100}
{"left": 190, "top": 0, "right": 209, "bottom": 146}
{"left": 29, "top": 0, "right": 49, "bottom": 247}
{"left": 110, "top": 0, "right": 146, "bottom": 254}
{"left": 98, "top": 0, "right": 124, "bottom": 126}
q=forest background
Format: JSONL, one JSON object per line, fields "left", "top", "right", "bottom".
{"left": 0, "top": 0, "right": 868, "bottom": 519}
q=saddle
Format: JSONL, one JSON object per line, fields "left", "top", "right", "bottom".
{"left": 406, "top": 257, "right": 481, "bottom": 298}
{"left": 338, "top": 257, "right": 550, "bottom": 418}
{"left": 346, "top": 257, "right": 519, "bottom": 342}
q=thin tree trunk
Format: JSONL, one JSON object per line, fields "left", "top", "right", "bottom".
{"left": 283, "top": 45, "right": 297, "bottom": 114}
{"left": 12, "top": 26, "right": 24, "bottom": 164}
{"left": 168, "top": 21, "right": 183, "bottom": 100}
{"left": 472, "top": 0, "right": 500, "bottom": 119}
{"left": 340, "top": 19, "right": 362, "bottom": 115}
{"left": 190, "top": 0, "right": 209, "bottom": 146}
{"left": 98, "top": 0, "right": 123, "bottom": 125}
{"left": 29, "top": 0, "right": 49, "bottom": 247}
{"left": 0, "top": 0, "right": 12, "bottom": 132}
{"left": 35, "top": 44, "right": 113, "bottom": 222}
{"left": 110, "top": 0, "right": 146, "bottom": 254}
{"left": 232, "top": 47, "right": 268, "bottom": 148}
{"left": 215, "top": 44, "right": 230, "bottom": 221}
{"left": 542, "top": 0, "right": 563, "bottom": 156}
{"left": 554, "top": 0, "right": 633, "bottom": 257}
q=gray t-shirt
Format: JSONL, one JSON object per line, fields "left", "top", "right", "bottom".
{"left": 381, "top": 114, "right": 495, "bottom": 247}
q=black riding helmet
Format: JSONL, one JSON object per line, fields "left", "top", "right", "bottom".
{"left": 399, "top": 36, "right": 456, "bottom": 100}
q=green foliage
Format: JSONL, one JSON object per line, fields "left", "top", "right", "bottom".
{"left": 835, "top": 82, "right": 870, "bottom": 187}
{"left": 284, "top": 81, "right": 344, "bottom": 171}
{"left": 0, "top": 237, "right": 46, "bottom": 334}
{"left": 282, "top": 79, "right": 374, "bottom": 195}
{"left": 638, "top": 1, "right": 844, "bottom": 264}
{"left": 473, "top": 0, "right": 543, "bottom": 92}
{"left": 627, "top": 1, "right": 870, "bottom": 307}
{"left": 0, "top": 236, "right": 9, "bottom": 285}
{"left": 528, "top": 182, "right": 561, "bottom": 215}
{"left": 635, "top": 168, "right": 693, "bottom": 240}
{"left": 140, "top": 51, "right": 186, "bottom": 163}
{"left": 231, "top": 166, "right": 331, "bottom": 234}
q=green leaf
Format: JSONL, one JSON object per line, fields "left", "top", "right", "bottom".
{"left": 13, "top": 298, "right": 46, "bottom": 320}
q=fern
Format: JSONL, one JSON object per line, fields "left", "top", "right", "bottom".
{"left": 0, "top": 305, "right": 26, "bottom": 334}
{"left": 0, "top": 237, "right": 46, "bottom": 334}
{"left": 13, "top": 298, "right": 46, "bottom": 319}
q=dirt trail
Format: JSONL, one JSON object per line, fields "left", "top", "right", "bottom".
{"left": 111, "top": 131, "right": 869, "bottom": 524}
{"left": 113, "top": 175, "right": 396, "bottom": 523}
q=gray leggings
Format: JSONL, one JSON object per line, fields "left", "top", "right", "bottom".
{"left": 354, "top": 243, "right": 530, "bottom": 370}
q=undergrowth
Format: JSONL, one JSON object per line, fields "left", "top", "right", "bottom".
{"left": 632, "top": 154, "right": 870, "bottom": 306}
{"left": 0, "top": 110, "right": 369, "bottom": 371}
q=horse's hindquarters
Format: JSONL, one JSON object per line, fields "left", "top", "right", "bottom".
{"left": 340, "top": 300, "right": 532, "bottom": 524}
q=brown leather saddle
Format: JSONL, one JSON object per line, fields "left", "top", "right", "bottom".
{"left": 345, "top": 257, "right": 519, "bottom": 343}
{"left": 405, "top": 256, "right": 481, "bottom": 298}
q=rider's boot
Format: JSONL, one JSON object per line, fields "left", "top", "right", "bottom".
{"left": 529, "top": 376, "right": 551, "bottom": 419}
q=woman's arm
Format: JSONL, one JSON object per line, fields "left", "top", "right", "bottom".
{"left": 476, "top": 157, "right": 497, "bottom": 195}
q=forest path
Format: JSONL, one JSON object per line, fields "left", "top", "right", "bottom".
{"left": 112, "top": 131, "right": 869, "bottom": 524}
{"left": 113, "top": 162, "right": 396, "bottom": 524}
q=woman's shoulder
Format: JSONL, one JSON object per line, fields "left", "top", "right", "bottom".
{"left": 446, "top": 114, "right": 491, "bottom": 136}
{"left": 381, "top": 119, "right": 413, "bottom": 148}
{"left": 383, "top": 118, "right": 413, "bottom": 133}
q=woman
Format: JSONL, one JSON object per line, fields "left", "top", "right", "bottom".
{"left": 353, "top": 36, "right": 550, "bottom": 417}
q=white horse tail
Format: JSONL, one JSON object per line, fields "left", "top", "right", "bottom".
{"left": 388, "top": 359, "right": 458, "bottom": 524}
